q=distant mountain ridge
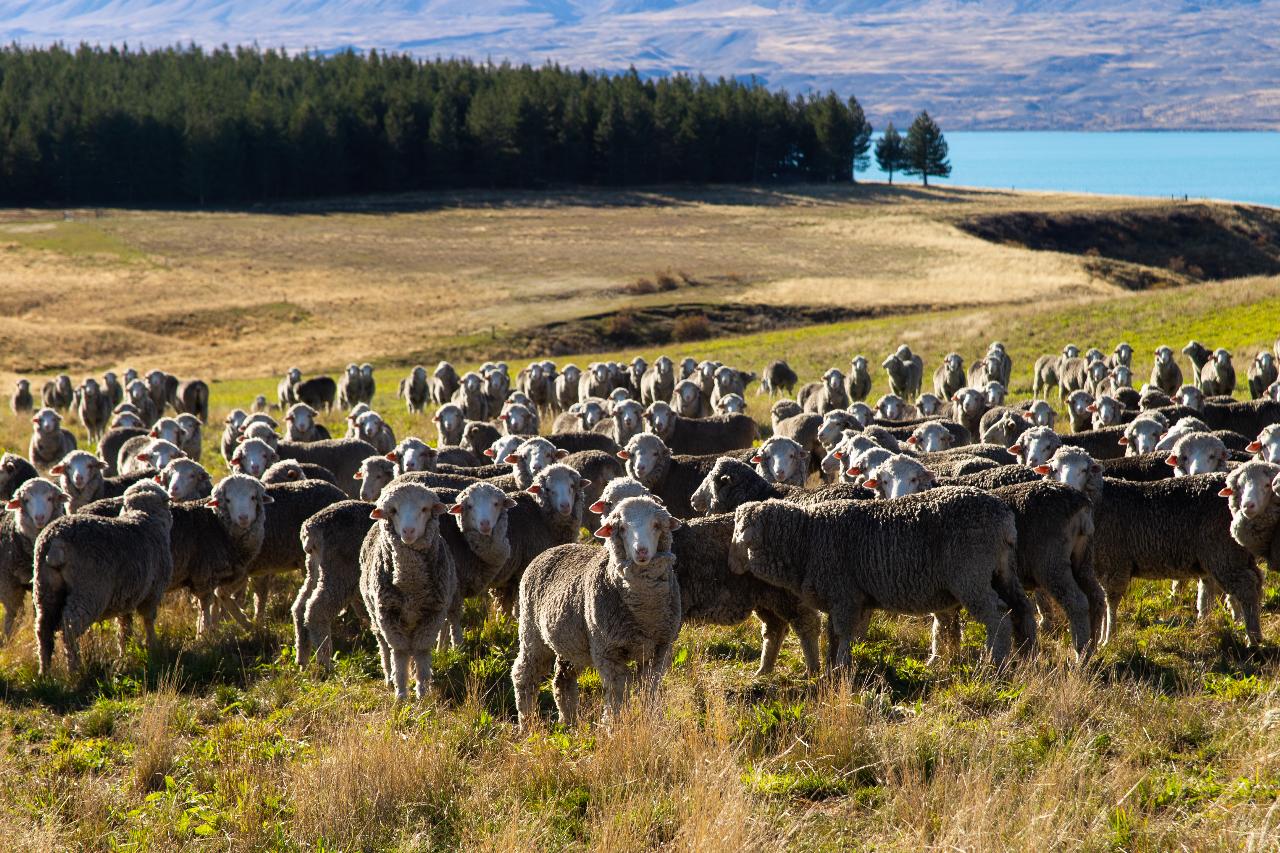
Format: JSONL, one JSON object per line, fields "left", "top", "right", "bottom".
{"left": 2, "top": 0, "right": 1275, "bottom": 129}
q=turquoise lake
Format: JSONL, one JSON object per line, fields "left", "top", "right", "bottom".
{"left": 865, "top": 131, "right": 1280, "bottom": 208}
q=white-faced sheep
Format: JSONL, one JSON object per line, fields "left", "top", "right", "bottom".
{"left": 513, "top": 496, "right": 681, "bottom": 727}
{"left": 949, "top": 387, "right": 989, "bottom": 438}
{"left": 800, "top": 368, "right": 850, "bottom": 415}
{"left": 933, "top": 353, "right": 965, "bottom": 400}
{"left": 359, "top": 482, "right": 457, "bottom": 700}
{"left": 1218, "top": 462, "right": 1280, "bottom": 572}
{"left": 1, "top": 478, "right": 67, "bottom": 639}
{"left": 714, "top": 393, "right": 746, "bottom": 415}
{"left": 284, "top": 403, "right": 330, "bottom": 443}
{"left": 593, "top": 398, "right": 644, "bottom": 445}
{"left": 1199, "top": 348, "right": 1236, "bottom": 397}
{"left": 915, "top": 393, "right": 944, "bottom": 417}
{"left": 1120, "top": 416, "right": 1168, "bottom": 456}
{"left": 1248, "top": 425, "right": 1280, "bottom": 464}
{"left": 28, "top": 408, "right": 77, "bottom": 473}
{"left": 728, "top": 489, "right": 1025, "bottom": 668}
{"left": 752, "top": 436, "right": 808, "bottom": 487}
{"left": 1150, "top": 346, "right": 1184, "bottom": 395}
{"left": 33, "top": 481, "right": 173, "bottom": 675}
{"left": 1164, "top": 432, "right": 1229, "bottom": 477}
{"left": 1248, "top": 352, "right": 1278, "bottom": 400}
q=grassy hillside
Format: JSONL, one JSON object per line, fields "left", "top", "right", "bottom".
{"left": 1, "top": 188, "right": 1279, "bottom": 850}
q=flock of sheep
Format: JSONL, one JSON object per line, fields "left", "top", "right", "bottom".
{"left": 3, "top": 339, "right": 1280, "bottom": 728}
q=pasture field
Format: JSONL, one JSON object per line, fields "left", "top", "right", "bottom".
{"left": 1, "top": 187, "right": 1279, "bottom": 850}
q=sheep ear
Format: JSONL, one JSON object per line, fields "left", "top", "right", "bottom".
{"left": 832, "top": 451, "right": 843, "bottom": 460}
{"left": 1022, "top": 411, "right": 1035, "bottom": 422}
{"left": 593, "top": 524, "right": 613, "bottom": 539}
{"left": 863, "top": 479, "right": 878, "bottom": 490}
{"left": 153, "top": 474, "right": 163, "bottom": 483}
{"left": 503, "top": 497, "right": 517, "bottom": 509}
{"left": 1218, "top": 487, "right": 1234, "bottom": 497}
{"left": 148, "top": 429, "right": 159, "bottom": 437}
{"left": 577, "top": 480, "right": 592, "bottom": 490}
{"left": 616, "top": 450, "right": 630, "bottom": 460}
{"left": 431, "top": 503, "right": 448, "bottom": 517}
{"left": 846, "top": 466, "right": 861, "bottom": 476}
{"left": 369, "top": 507, "right": 384, "bottom": 519}
{"left": 1165, "top": 455, "right": 1178, "bottom": 466}
{"left": 448, "top": 504, "right": 463, "bottom": 515}
{"left": 385, "top": 452, "right": 398, "bottom": 461}
{"left": 5, "top": 498, "right": 21, "bottom": 509}
{"left": 666, "top": 517, "right": 682, "bottom": 531}
{"left": 136, "top": 453, "right": 150, "bottom": 461}
{"left": 1033, "top": 465, "right": 1051, "bottom": 475}
{"left": 504, "top": 454, "right": 521, "bottom": 464}
{"left": 1007, "top": 445, "right": 1020, "bottom": 455}
{"left": 527, "top": 484, "right": 541, "bottom": 495}
{"left": 589, "top": 500, "right": 606, "bottom": 513}
{"left": 555, "top": 449, "right": 569, "bottom": 459}
{"left": 285, "top": 415, "right": 294, "bottom": 422}
{"left": 1247, "top": 441, "right": 1262, "bottom": 452}
{"left": 750, "top": 455, "right": 763, "bottom": 463}
{"left": 1086, "top": 403, "right": 1098, "bottom": 412}
{"left": 1118, "top": 437, "right": 1129, "bottom": 445}
{"left": 431, "top": 414, "right": 440, "bottom": 422}
{"left": 353, "top": 471, "right": 364, "bottom": 479}
{"left": 906, "top": 436, "right": 917, "bottom": 444}
{"left": 205, "top": 497, "right": 219, "bottom": 508}
{"left": 483, "top": 448, "right": 495, "bottom": 457}
{"left": 49, "top": 463, "right": 65, "bottom": 474}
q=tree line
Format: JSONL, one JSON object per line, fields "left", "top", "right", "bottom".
{"left": 0, "top": 44, "right": 950, "bottom": 205}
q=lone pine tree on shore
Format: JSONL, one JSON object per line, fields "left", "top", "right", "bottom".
{"left": 874, "top": 122, "right": 907, "bottom": 183}
{"left": 904, "top": 111, "right": 951, "bottom": 186}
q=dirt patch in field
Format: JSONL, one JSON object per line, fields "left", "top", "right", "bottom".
{"left": 958, "top": 203, "right": 1280, "bottom": 287}
{"left": 125, "top": 301, "right": 312, "bottom": 341}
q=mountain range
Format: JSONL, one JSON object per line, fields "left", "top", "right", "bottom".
{"left": 2, "top": 0, "right": 1276, "bottom": 129}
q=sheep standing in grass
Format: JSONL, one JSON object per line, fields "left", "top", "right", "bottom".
{"left": 513, "top": 496, "right": 681, "bottom": 728}
{"left": 934, "top": 353, "right": 965, "bottom": 400}
{"left": 360, "top": 482, "right": 456, "bottom": 700}
{"left": 800, "top": 368, "right": 849, "bottom": 415}
{"left": 1183, "top": 341, "right": 1213, "bottom": 389}
{"left": 1200, "top": 348, "right": 1237, "bottom": 397}
{"left": 1, "top": 478, "right": 67, "bottom": 639}
{"left": 284, "top": 403, "right": 330, "bottom": 442}
{"left": 555, "top": 364, "right": 583, "bottom": 411}
{"left": 76, "top": 378, "right": 111, "bottom": 442}
{"left": 670, "top": 379, "right": 706, "bottom": 418}
{"left": 949, "top": 387, "right": 989, "bottom": 439}
{"left": 759, "top": 360, "right": 797, "bottom": 396}
{"left": 12, "top": 379, "right": 33, "bottom": 414}
{"left": 431, "top": 362, "right": 460, "bottom": 406}
{"left": 728, "top": 489, "right": 1024, "bottom": 668}
{"left": 452, "top": 372, "right": 489, "bottom": 421}
{"left": 1248, "top": 352, "right": 1278, "bottom": 400}
{"left": 400, "top": 366, "right": 430, "bottom": 413}
{"left": 1150, "top": 346, "right": 1183, "bottom": 395}
{"left": 42, "top": 374, "right": 74, "bottom": 411}
{"left": 845, "top": 355, "right": 872, "bottom": 402}
{"left": 28, "top": 409, "right": 77, "bottom": 473}
{"left": 1218, "top": 462, "right": 1280, "bottom": 572}
{"left": 33, "top": 481, "right": 173, "bottom": 675}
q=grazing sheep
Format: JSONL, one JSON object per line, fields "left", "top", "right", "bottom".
{"left": 229, "top": 438, "right": 278, "bottom": 479}
{"left": 359, "top": 482, "right": 456, "bottom": 700}
{"left": 292, "top": 499, "right": 377, "bottom": 668}
{"left": 753, "top": 436, "right": 808, "bottom": 487}
{"left": 513, "top": 496, "right": 681, "bottom": 727}
{"left": 728, "top": 488, "right": 1025, "bottom": 667}
{"left": 449, "top": 372, "right": 488, "bottom": 421}
{"left": 95, "top": 426, "right": 143, "bottom": 478}
{"left": 430, "top": 403, "right": 463, "bottom": 447}
{"left": 1248, "top": 352, "right": 1278, "bottom": 400}
{"left": 101, "top": 372, "right": 122, "bottom": 408}
{"left": 934, "top": 353, "right": 965, "bottom": 399}
{"left": 690, "top": 457, "right": 866, "bottom": 515}
{"left": 0, "top": 454, "right": 39, "bottom": 502}
{"left": 276, "top": 438, "right": 378, "bottom": 499}
{"left": 967, "top": 351, "right": 1003, "bottom": 389}
{"left": 1033, "top": 353, "right": 1061, "bottom": 398}
{"left": 173, "top": 414, "right": 203, "bottom": 462}
{"left": 1041, "top": 448, "right": 1261, "bottom": 645}
{"left": 1057, "top": 357, "right": 1089, "bottom": 398}
{"left": 984, "top": 382, "right": 1008, "bottom": 407}
{"left": 279, "top": 369, "right": 301, "bottom": 409}
{"left": 284, "top": 403, "right": 330, "bottom": 443}
{"left": 1200, "top": 348, "right": 1237, "bottom": 397}
{"left": 882, "top": 347, "right": 923, "bottom": 398}
{"left": 153, "top": 458, "right": 213, "bottom": 502}
{"left": 109, "top": 410, "right": 145, "bottom": 430}
{"left": 801, "top": 368, "right": 850, "bottom": 415}
{"left": 75, "top": 378, "right": 111, "bottom": 442}
{"left": 11, "top": 379, "right": 33, "bottom": 415}
{"left": 839, "top": 355, "right": 870, "bottom": 403}
{"left": 643, "top": 401, "right": 758, "bottom": 456}
{"left": 33, "top": 481, "right": 174, "bottom": 675}
{"left": 816, "top": 411, "right": 863, "bottom": 451}
{"left": 710, "top": 365, "right": 756, "bottom": 411}
{"left": 1009, "top": 426, "right": 1063, "bottom": 468}
{"left": 122, "top": 379, "right": 158, "bottom": 425}
{"left": 1183, "top": 341, "right": 1212, "bottom": 389}
{"left": 290, "top": 374, "right": 337, "bottom": 412}
{"left": 337, "top": 364, "right": 361, "bottom": 409}
{"left": 1, "top": 478, "right": 68, "bottom": 638}
{"left": 1083, "top": 360, "right": 1111, "bottom": 398}
{"left": 576, "top": 362, "right": 612, "bottom": 403}
{"left": 908, "top": 421, "right": 959, "bottom": 453}
{"left": 28, "top": 409, "right": 77, "bottom": 474}
{"left": 759, "top": 360, "right": 797, "bottom": 396}
{"left": 770, "top": 399, "right": 804, "bottom": 427}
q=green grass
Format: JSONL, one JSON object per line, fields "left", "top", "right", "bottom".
{"left": 0, "top": 220, "right": 147, "bottom": 264}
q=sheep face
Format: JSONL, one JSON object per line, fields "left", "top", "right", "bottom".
{"left": 1214, "top": 349, "right": 1233, "bottom": 369}
{"left": 847, "top": 447, "right": 891, "bottom": 486}
{"left": 1090, "top": 396, "right": 1123, "bottom": 429}
{"left": 953, "top": 388, "right": 986, "bottom": 418}
{"left": 433, "top": 405, "right": 464, "bottom": 444}
{"left": 287, "top": 368, "right": 302, "bottom": 385}
{"left": 355, "top": 457, "right": 396, "bottom": 502}
{"left": 230, "top": 438, "right": 274, "bottom": 479}
{"left": 1014, "top": 427, "right": 1062, "bottom": 468}
{"left": 1067, "top": 391, "right": 1094, "bottom": 422}
{"left": 644, "top": 402, "right": 676, "bottom": 437}
{"left": 1175, "top": 385, "right": 1205, "bottom": 411}
{"left": 51, "top": 451, "right": 102, "bottom": 492}
{"left": 851, "top": 355, "right": 869, "bottom": 375}
{"left": 210, "top": 475, "right": 272, "bottom": 531}
{"left": 32, "top": 408, "right": 61, "bottom": 435}
{"left": 823, "top": 368, "right": 845, "bottom": 392}
{"left": 908, "top": 423, "right": 952, "bottom": 453}
{"left": 673, "top": 381, "right": 702, "bottom": 416}
{"left": 285, "top": 404, "right": 319, "bottom": 439}
{"left": 818, "top": 412, "right": 857, "bottom": 448}
{"left": 530, "top": 465, "right": 586, "bottom": 519}
{"left": 508, "top": 439, "right": 563, "bottom": 481}
{"left": 360, "top": 363, "right": 374, "bottom": 381}
{"left": 1167, "top": 434, "right": 1228, "bottom": 477}
{"left": 654, "top": 356, "right": 673, "bottom": 377}
{"left": 864, "top": 454, "right": 936, "bottom": 499}
{"left": 592, "top": 477, "right": 652, "bottom": 516}
{"left": 392, "top": 439, "right": 436, "bottom": 473}
{"left": 1025, "top": 400, "right": 1056, "bottom": 428}
{"left": 1250, "top": 425, "right": 1280, "bottom": 463}
{"left": 1085, "top": 348, "right": 1105, "bottom": 364}
{"left": 599, "top": 497, "right": 679, "bottom": 567}
{"left": 985, "top": 382, "right": 1007, "bottom": 406}
{"left": 1154, "top": 346, "right": 1174, "bottom": 366}
{"left": 1111, "top": 365, "right": 1133, "bottom": 388}
{"left": 1123, "top": 418, "right": 1165, "bottom": 455}
{"left": 150, "top": 417, "right": 183, "bottom": 445}
{"left": 7, "top": 478, "right": 68, "bottom": 540}
{"left": 112, "top": 412, "right": 145, "bottom": 429}
{"left": 848, "top": 403, "right": 874, "bottom": 427}
{"left": 613, "top": 400, "right": 644, "bottom": 436}
{"left": 1040, "top": 449, "right": 1101, "bottom": 493}
{"left": 944, "top": 353, "right": 962, "bottom": 372}
{"left": 1062, "top": 344, "right": 1080, "bottom": 359}
{"left": 450, "top": 482, "right": 514, "bottom": 537}
{"left": 576, "top": 400, "right": 606, "bottom": 430}
{"left": 485, "top": 435, "right": 525, "bottom": 463}
{"left": 1087, "top": 361, "right": 1110, "bottom": 385}
{"left": 372, "top": 484, "right": 445, "bottom": 546}
{"left": 225, "top": 409, "right": 248, "bottom": 432}
{"left": 916, "top": 394, "right": 943, "bottom": 417}
{"left": 619, "top": 435, "right": 667, "bottom": 484}
{"left": 715, "top": 394, "right": 745, "bottom": 415}
{"left": 1221, "top": 463, "right": 1278, "bottom": 521}
{"left": 1114, "top": 343, "right": 1134, "bottom": 366}
{"left": 753, "top": 437, "right": 806, "bottom": 486}
{"left": 876, "top": 394, "right": 906, "bottom": 421}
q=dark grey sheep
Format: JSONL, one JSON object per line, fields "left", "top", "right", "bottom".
{"left": 0, "top": 453, "right": 39, "bottom": 502}
{"left": 33, "top": 481, "right": 173, "bottom": 675}
{"left": 11, "top": 378, "right": 33, "bottom": 415}
{"left": 276, "top": 438, "right": 378, "bottom": 499}
{"left": 292, "top": 375, "right": 337, "bottom": 412}
{"left": 1183, "top": 341, "right": 1212, "bottom": 389}
{"left": 760, "top": 360, "right": 798, "bottom": 396}
{"left": 262, "top": 460, "right": 339, "bottom": 486}
{"left": 689, "top": 457, "right": 866, "bottom": 515}
{"left": 1248, "top": 352, "right": 1278, "bottom": 400}
{"left": 431, "top": 361, "right": 461, "bottom": 406}
{"left": 1150, "top": 346, "right": 1184, "bottom": 395}
{"left": 28, "top": 408, "right": 77, "bottom": 473}
{"left": 173, "top": 379, "right": 210, "bottom": 423}
{"left": 728, "top": 489, "right": 1026, "bottom": 668}
{"left": 643, "top": 401, "right": 758, "bottom": 455}
{"left": 292, "top": 499, "right": 376, "bottom": 669}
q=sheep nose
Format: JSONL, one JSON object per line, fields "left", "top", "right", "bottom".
{"left": 237, "top": 513, "right": 251, "bottom": 527}
{"left": 557, "top": 503, "right": 572, "bottom": 515}
{"left": 479, "top": 520, "right": 491, "bottom": 533}
{"left": 401, "top": 527, "right": 418, "bottom": 541}
{"left": 635, "top": 547, "right": 650, "bottom": 563}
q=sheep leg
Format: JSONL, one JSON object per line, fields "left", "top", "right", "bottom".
{"left": 1100, "top": 574, "right": 1131, "bottom": 646}
{"left": 825, "top": 605, "right": 866, "bottom": 673}
{"left": 552, "top": 658, "right": 579, "bottom": 726}
{"left": 1043, "top": 573, "right": 1094, "bottom": 662}
{"left": 957, "top": 588, "right": 1013, "bottom": 666}
{"left": 411, "top": 649, "right": 433, "bottom": 700}
{"left": 1072, "top": 544, "right": 1106, "bottom": 652}
{"left": 252, "top": 575, "right": 273, "bottom": 623}
{"left": 116, "top": 614, "right": 133, "bottom": 657}
{"left": 374, "top": 634, "right": 393, "bottom": 686}
{"left": 640, "top": 643, "right": 673, "bottom": 704}
{"left": 790, "top": 607, "right": 823, "bottom": 676}
{"left": 929, "top": 611, "right": 962, "bottom": 664}
{"left": 755, "top": 609, "right": 789, "bottom": 676}
{"left": 512, "top": 637, "right": 554, "bottom": 729}
{"left": 292, "top": 565, "right": 319, "bottom": 666}
{"left": 1210, "top": 565, "right": 1263, "bottom": 646}
{"left": 0, "top": 586, "right": 24, "bottom": 640}
{"left": 391, "top": 648, "right": 411, "bottom": 701}
{"left": 595, "top": 652, "right": 632, "bottom": 723}
{"left": 140, "top": 606, "right": 159, "bottom": 656}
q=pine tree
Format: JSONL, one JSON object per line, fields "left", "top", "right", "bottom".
{"left": 847, "top": 96, "right": 873, "bottom": 183}
{"left": 903, "top": 111, "right": 951, "bottom": 187}
{"left": 874, "top": 122, "right": 907, "bottom": 184}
